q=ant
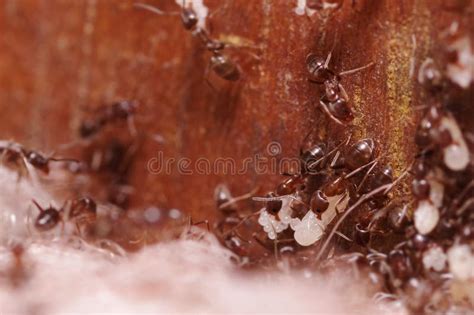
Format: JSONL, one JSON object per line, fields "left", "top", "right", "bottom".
{"left": 306, "top": 0, "right": 345, "bottom": 11}
{"left": 31, "top": 197, "right": 97, "bottom": 234}
{"left": 306, "top": 49, "right": 374, "bottom": 125}
{"left": 79, "top": 100, "right": 138, "bottom": 139}
{"left": 135, "top": 2, "right": 244, "bottom": 84}
{"left": 0, "top": 140, "right": 78, "bottom": 175}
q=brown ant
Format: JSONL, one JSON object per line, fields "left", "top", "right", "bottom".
{"left": 79, "top": 100, "right": 138, "bottom": 139}
{"left": 31, "top": 197, "right": 97, "bottom": 234}
{"left": 306, "top": 0, "right": 345, "bottom": 11}
{"left": 0, "top": 140, "right": 78, "bottom": 175}
{"left": 135, "top": 2, "right": 245, "bottom": 84}
{"left": 306, "top": 50, "right": 374, "bottom": 125}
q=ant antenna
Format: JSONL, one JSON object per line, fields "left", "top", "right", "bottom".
{"left": 339, "top": 62, "right": 375, "bottom": 76}
{"left": 31, "top": 200, "right": 44, "bottom": 212}
{"left": 133, "top": 3, "right": 179, "bottom": 16}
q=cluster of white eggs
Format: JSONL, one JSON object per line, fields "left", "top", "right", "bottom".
{"left": 257, "top": 192, "right": 349, "bottom": 247}
{"left": 414, "top": 114, "right": 470, "bottom": 236}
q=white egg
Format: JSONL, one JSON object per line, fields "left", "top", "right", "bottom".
{"left": 423, "top": 246, "right": 447, "bottom": 272}
{"left": 444, "top": 144, "right": 470, "bottom": 171}
{"left": 414, "top": 201, "right": 439, "bottom": 235}
{"left": 440, "top": 116, "right": 470, "bottom": 171}
{"left": 293, "top": 211, "right": 324, "bottom": 246}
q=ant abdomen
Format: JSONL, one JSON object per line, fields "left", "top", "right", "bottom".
{"left": 327, "top": 98, "right": 354, "bottom": 123}
{"left": 210, "top": 55, "right": 240, "bottom": 81}
{"left": 264, "top": 192, "right": 283, "bottom": 214}
{"left": 301, "top": 143, "right": 326, "bottom": 173}
{"left": 345, "top": 138, "right": 375, "bottom": 171}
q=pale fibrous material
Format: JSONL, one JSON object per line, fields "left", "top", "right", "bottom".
{"left": 414, "top": 200, "right": 440, "bottom": 235}
{"left": 0, "top": 166, "right": 402, "bottom": 314}
{"left": 447, "top": 244, "right": 474, "bottom": 281}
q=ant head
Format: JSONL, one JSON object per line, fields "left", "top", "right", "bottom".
{"left": 112, "top": 100, "right": 138, "bottom": 119}
{"left": 26, "top": 151, "right": 49, "bottom": 172}
{"left": 180, "top": 6, "right": 198, "bottom": 30}
{"left": 306, "top": 54, "right": 332, "bottom": 83}
{"left": 79, "top": 119, "right": 100, "bottom": 138}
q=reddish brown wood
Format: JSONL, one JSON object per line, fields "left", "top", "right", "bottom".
{"left": 0, "top": 0, "right": 471, "bottom": 225}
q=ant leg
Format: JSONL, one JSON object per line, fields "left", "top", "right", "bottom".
{"left": 223, "top": 44, "right": 261, "bottom": 61}
{"left": 339, "top": 62, "right": 375, "bottom": 76}
{"left": 204, "top": 62, "right": 217, "bottom": 92}
{"left": 193, "top": 220, "right": 211, "bottom": 232}
{"left": 338, "top": 83, "right": 350, "bottom": 102}
{"left": 127, "top": 116, "right": 138, "bottom": 138}
{"left": 335, "top": 231, "right": 352, "bottom": 242}
{"left": 218, "top": 186, "right": 259, "bottom": 210}
{"left": 26, "top": 206, "right": 33, "bottom": 237}
{"left": 74, "top": 222, "right": 81, "bottom": 236}
{"left": 252, "top": 233, "right": 273, "bottom": 252}
{"left": 22, "top": 156, "right": 40, "bottom": 187}
{"left": 324, "top": 30, "right": 339, "bottom": 68}
{"left": 356, "top": 160, "right": 379, "bottom": 192}
{"left": 31, "top": 200, "right": 44, "bottom": 213}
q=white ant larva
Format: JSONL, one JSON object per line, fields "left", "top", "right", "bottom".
{"left": 422, "top": 245, "right": 447, "bottom": 272}
{"left": 414, "top": 201, "right": 440, "bottom": 235}
{"left": 439, "top": 115, "right": 470, "bottom": 171}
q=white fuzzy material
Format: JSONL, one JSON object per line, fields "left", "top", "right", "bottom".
{"left": 0, "top": 166, "right": 405, "bottom": 314}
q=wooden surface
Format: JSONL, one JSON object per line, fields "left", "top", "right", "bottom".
{"left": 0, "top": 0, "right": 472, "bottom": 223}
